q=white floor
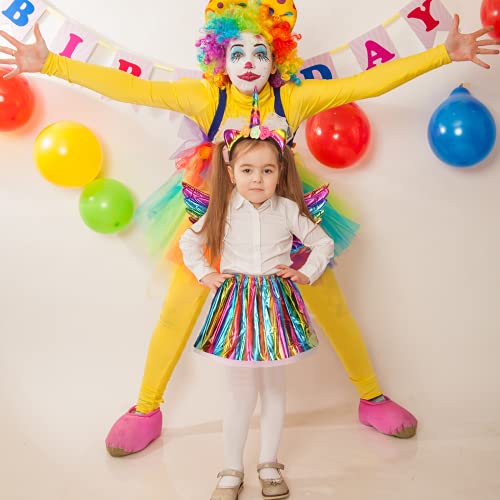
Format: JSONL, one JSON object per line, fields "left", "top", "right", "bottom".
{"left": 3, "top": 401, "right": 499, "bottom": 500}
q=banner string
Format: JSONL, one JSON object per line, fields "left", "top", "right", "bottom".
{"left": 40, "top": 2, "right": 411, "bottom": 73}
{"left": 329, "top": 13, "right": 402, "bottom": 55}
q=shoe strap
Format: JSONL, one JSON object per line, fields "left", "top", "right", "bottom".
{"left": 217, "top": 469, "right": 244, "bottom": 480}
{"left": 257, "top": 462, "right": 285, "bottom": 472}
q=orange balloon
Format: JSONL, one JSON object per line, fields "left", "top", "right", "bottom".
{"left": 33, "top": 121, "right": 103, "bottom": 187}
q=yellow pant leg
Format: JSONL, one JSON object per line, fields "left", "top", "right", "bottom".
{"left": 298, "top": 267, "right": 382, "bottom": 400}
{"left": 136, "top": 265, "right": 209, "bottom": 413}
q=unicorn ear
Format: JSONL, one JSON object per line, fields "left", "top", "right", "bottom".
{"left": 223, "top": 129, "right": 240, "bottom": 151}
{"left": 268, "top": 129, "right": 286, "bottom": 152}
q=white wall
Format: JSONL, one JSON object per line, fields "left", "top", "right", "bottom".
{"left": 1, "top": 0, "right": 498, "bottom": 446}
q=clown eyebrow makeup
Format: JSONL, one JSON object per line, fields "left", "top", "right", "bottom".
{"left": 230, "top": 46, "right": 245, "bottom": 61}
{"left": 254, "top": 46, "right": 269, "bottom": 61}
{"left": 229, "top": 43, "right": 269, "bottom": 62}
{"left": 229, "top": 42, "right": 268, "bottom": 50}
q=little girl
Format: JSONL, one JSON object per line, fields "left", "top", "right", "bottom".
{"left": 179, "top": 94, "right": 334, "bottom": 500}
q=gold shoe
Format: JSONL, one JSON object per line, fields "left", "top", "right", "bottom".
{"left": 210, "top": 469, "right": 244, "bottom": 500}
{"left": 257, "top": 462, "right": 290, "bottom": 499}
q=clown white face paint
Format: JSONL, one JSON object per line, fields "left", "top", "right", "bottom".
{"left": 225, "top": 32, "right": 275, "bottom": 96}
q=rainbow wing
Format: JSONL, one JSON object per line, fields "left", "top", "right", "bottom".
{"left": 181, "top": 182, "right": 210, "bottom": 223}
{"left": 181, "top": 182, "right": 328, "bottom": 223}
{"left": 291, "top": 183, "right": 329, "bottom": 254}
{"left": 303, "top": 183, "right": 329, "bottom": 222}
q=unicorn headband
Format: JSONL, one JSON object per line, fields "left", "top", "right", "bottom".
{"left": 223, "top": 87, "right": 287, "bottom": 157}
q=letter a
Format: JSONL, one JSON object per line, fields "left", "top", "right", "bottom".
{"left": 365, "top": 40, "right": 396, "bottom": 69}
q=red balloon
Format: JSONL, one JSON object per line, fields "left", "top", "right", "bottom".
{"left": 305, "top": 103, "right": 371, "bottom": 169}
{"left": 481, "top": 0, "right": 500, "bottom": 38}
{"left": 0, "top": 66, "right": 35, "bottom": 131}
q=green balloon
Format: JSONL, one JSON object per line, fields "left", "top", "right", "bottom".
{"left": 79, "top": 179, "right": 135, "bottom": 234}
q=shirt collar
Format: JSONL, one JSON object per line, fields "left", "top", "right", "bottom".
{"left": 231, "top": 189, "right": 278, "bottom": 211}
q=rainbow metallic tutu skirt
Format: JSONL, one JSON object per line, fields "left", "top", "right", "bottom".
{"left": 194, "top": 274, "right": 318, "bottom": 366}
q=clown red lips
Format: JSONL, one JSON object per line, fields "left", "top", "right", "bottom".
{"left": 225, "top": 32, "right": 276, "bottom": 95}
{"left": 239, "top": 70, "right": 260, "bottom": 81}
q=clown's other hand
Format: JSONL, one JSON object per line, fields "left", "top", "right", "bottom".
{"left": 275, "top": 265, "right": 311, "bottom": 285}
{"left": 445, "top": 14, "right": 500, "bottom": 69}
{"left": 0, "top": 23, "right": 48, "bottom": 79}
{"left": 200, "top": 272, "right": 233, "bottom": 293}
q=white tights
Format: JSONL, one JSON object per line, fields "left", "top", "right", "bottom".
{"left": 218, "top": 365, "right": 286, "bottom": 488}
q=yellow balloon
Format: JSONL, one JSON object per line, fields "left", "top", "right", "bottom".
{"left": 34, "top": 121, "right": 103, "bottom": 187}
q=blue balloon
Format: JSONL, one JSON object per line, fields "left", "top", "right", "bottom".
{"left": 428, "top": 86, "right": 496, "bottom": 167}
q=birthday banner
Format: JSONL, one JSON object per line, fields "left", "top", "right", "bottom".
{"left": 0, "top": 0, "right": 453, "bottom": 88}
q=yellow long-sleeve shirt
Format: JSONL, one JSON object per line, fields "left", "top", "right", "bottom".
{"left": 42, "top": 44, "right": 451, "bottom": 134}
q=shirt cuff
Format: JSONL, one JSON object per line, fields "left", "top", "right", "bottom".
{"left": 298, "top": 264, "right": 320, "bottom": 286}
{"left": 436, "top": 43, "right": 452, "bottom": 65}
{"left": 41, "top": 51, "right": 57, "bottom": 75}
{"left": 195, "top": 266, "right": 218, "bottom": 283}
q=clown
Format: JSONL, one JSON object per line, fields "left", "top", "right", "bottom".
{"left": 1, "top": 0, "right": 499, "bottom": 463}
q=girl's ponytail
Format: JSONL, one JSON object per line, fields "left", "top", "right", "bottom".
{"left": 201, "top": 142, "right": 234, "bottom": 262}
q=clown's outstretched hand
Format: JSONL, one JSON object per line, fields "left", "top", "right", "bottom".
{"left": 444, "top": 14, "right": 500, "bottom": 68}
{"left": 0, "top": 23, "right": 48, "bottom": 79}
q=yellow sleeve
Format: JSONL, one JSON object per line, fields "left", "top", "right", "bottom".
{"left": 282, "top": 44, "right": 452, "bottom": 131}
{"left": 41, "top": 52, "right": 218, "bottom": 131}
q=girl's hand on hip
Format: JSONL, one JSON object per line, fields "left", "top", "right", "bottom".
{"left": 200, "top": 272, "right": 233, "bottom": 293}
{"left": 0, "top": 23, "right": 49, "bottom": 79}
{"left": 275, "top": 265, "right": 310, "bottom": 285}
{"left": 445, "top": 14, "right": 500, "bottom": 69}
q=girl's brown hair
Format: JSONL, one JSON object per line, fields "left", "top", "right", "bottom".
{"left": 198, "top": 139, "right": 314, "bottom": 263}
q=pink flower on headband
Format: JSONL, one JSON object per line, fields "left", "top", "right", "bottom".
{"left": 260, "top": 126, "right": 271, "bottom": 139}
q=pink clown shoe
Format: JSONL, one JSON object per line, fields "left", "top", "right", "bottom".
{"left": 105, "top": 406, "right": 162, "bottom": 457}
{"left": 358, "top": 396, "right": 417, "bottom": 438}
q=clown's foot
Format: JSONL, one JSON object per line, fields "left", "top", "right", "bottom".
{"left": 105, "top": 406, "right": 162, "bottom": 457}
{"left": 358, "top": 396, "right": 417, "bottom": 438}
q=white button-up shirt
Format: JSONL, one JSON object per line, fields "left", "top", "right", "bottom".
{"left": 179, "top": 189, "right": 334, "bottom": 285}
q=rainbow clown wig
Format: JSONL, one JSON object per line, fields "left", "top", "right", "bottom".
{"left": 196, "top": 0, "right": 303, "bottom": 88}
